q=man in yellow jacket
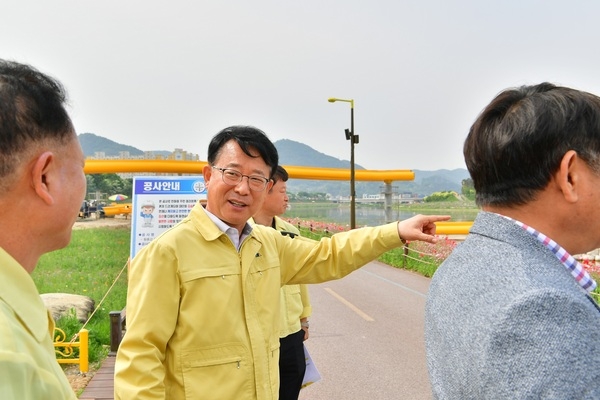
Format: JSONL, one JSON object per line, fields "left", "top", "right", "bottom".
{"left": 0, "top": 59, "right": 86, "bottom": 399}
{"left": 114, "top": 125, "right": 448, "bottom": 400}
{"left": 252, "top": 165, "right": 311, "bottom": 400}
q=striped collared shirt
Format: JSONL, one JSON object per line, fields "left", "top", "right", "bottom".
{"left": 506, "top": 217, "right": 597, "bottom": 292}
{"left": 204, "top": 208, "right": 253, "bottom": 251}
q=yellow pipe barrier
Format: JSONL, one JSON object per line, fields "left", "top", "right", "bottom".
{"left": 84, "top": 159, "right": 207, "bottom": 174}
{"left": 283, "top": 165, "right": 414, "bottom": 181}
{"left": 83, "top": 159, "right": 415, "bottom": 182}
{"left": 54, "top": 328, "right": 89, "bottom": 373}
{"left": 84, "top": 159, "right": 473, "bottom": 237}
{"left": 434, "top": 221, "right": 473, "bottom": 236}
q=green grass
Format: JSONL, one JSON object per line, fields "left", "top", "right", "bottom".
{"left": 33, "top": 227, "right": 130, "bottom": 364}
{"left": 378, "top": 247, "right": 439, "bottom": 277}
{"left": 377, "top": 239, "right": 456, "bottom": 277}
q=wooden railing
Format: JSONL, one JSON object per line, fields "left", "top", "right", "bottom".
{"left": 109, "top": 308, "right": 127, "bottom": 355}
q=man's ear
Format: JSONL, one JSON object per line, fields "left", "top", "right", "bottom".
{"left": 555, "top": 150, "right": 579, "bottom": 203}
{"left": 202, "top": 164, "right": 212, "bottom": 186}
{"left": 265, "top": 179, "right": 274, "bottom": 193}
{"left": 31, "top": 151, "right": 55, "bottom": 205}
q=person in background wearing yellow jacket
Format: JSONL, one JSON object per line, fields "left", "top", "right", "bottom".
{"left": 252, "top": 165, "right": 311, "bottom": 400}
{"left": 114, "top": 125, "right": 449, "bottom": 400}
{"left": 0, "top": 59, "right": 86, "bottom": 399}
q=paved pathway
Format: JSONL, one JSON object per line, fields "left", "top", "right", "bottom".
{"left": 299, "top": 261, "right": 432, "bottom": 399}
{"left": 79, "top": 355, "right": 115, "bottom": 400}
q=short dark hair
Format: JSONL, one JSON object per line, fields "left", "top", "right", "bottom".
{"left": 271, "top": 165, "right": 289, "bottom": 184}
{"left": 464, "top": 82, "right": 600, "bottom": 207}
{"left": 207, "top": 125, "right": 278, "bottom": 178}
{"left": 0, "top": 59, "right": 72, "bottom": 180}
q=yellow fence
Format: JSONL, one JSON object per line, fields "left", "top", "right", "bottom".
{"left": 54, "top": 327, "right": 89, "bottom": 373}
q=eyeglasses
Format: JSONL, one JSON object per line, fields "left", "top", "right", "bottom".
{"left": 211, "top": 166, "right": 270, "bottom": 192}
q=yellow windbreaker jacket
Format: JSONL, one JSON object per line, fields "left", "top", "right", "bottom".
{"left": 115, "top": 203, "right": 401, "bottom": 400}
{"left": 0, "top": 248, "right": 77, "bottom": 400}
{"left": 274, "top": 217, "right": 312, "bottom": 337}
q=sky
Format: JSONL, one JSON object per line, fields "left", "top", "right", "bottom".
{"left": 2, "top": 1, "right": 600, "bottom": 171}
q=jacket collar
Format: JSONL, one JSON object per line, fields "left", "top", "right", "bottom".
{"left": 471, "top": 211, "right": 598, "bottom": 294}
{"left": 190, "top": 203, "right": 254, "bottom": 243}
{"left": 0, "top": 247, "right": 50, "bottom": 343}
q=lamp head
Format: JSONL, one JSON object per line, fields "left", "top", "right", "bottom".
{"left": 328, "top": 97, "right": 353, "bottom": 107}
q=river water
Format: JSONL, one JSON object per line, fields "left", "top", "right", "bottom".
{"left": 283, "top": 203, "right": 479, "bottom": 227}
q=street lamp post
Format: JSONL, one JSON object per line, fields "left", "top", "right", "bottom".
{"left": 328, "top": 97, "right": 358, "bottom": 229}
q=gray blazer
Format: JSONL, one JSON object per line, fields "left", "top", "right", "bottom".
{"left": 425, "top": 211, "right": 600, "bottom": 399}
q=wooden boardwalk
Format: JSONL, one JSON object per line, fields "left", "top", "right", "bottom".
{"left": 79, "top": 355, "right": 115, "bottom": 400}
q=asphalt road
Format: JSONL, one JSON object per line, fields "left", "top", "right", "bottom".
{"left": 298, "top": 261, "right": 433, "bottom": 400}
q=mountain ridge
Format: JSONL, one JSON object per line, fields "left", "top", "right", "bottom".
{"left": 78, "top": 133, "right": 469, "bottom": 197}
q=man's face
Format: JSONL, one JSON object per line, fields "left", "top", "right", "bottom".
{"left": 203, "top": 140, "right": 272, "bottom": 232}
{"left": 264, "top": 180, "right": 289, "bottom": 217}
{"left": 142, "top": 206, "right": 154, "bottom": 214}
{"left": 573, "top": 162, "right": 600, "bottom": 253}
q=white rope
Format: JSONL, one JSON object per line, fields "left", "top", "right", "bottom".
{"left": 69, "top": 259, "right": 129, "bottom": 343}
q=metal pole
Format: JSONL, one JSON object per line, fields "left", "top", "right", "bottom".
{"left": 350, "top": 105, "right": 356, "bottom": 229}
{"left": 384, "top": 181, "right": 393, "bottom": 223}
{"left": 328, "top": 97, "right": 357, "bottom": 229}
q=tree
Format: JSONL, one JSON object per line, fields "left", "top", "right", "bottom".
{"left": 461, "top": 178, "right": 475, "bottom": 201}
{"left": 424, "top": 191, "right": 459, "bottom": 202}
{"left": 86, "top": 174, "right": 133, "bottom": 200}
{"left": 297, "top": 191, "right": 311, "bottom": 200}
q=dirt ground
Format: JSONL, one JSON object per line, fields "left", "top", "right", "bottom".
{"left": 64, "top": 364, "right": 97, "bottom": 394}
{"left": 73, "top": 214, "right": 132, "bottom": 230}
